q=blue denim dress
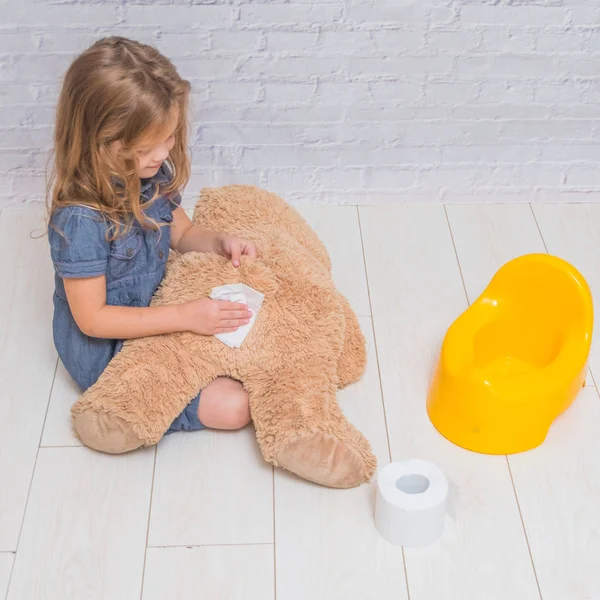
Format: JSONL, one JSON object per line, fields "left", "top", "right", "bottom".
{"left": 49, "top": 165, "right": 204, "bottom": 434}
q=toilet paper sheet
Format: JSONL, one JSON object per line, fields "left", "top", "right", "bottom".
{"left": 210, "top": 283, "right": 265, "bottom": 348}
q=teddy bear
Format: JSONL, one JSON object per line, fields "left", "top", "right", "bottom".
{"left": 71, "top": 185, "right": 376, "bottom": 489}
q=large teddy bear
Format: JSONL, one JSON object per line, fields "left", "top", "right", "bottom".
{"left": 72, "top": 185, "right": 376, "bottom": 488}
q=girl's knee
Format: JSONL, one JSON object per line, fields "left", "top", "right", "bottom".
{"left": 199, "top": 378, "right": 251, "bottom": 430}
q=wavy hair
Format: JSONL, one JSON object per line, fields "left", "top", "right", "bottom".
{"left": 47, "top": 36, "right": 191, "bottom": 238}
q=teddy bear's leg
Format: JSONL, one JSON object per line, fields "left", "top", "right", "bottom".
{"left": 249, "top": 367, "right": 377, "bottom": 488}
{"left": 336, "top": 294, "right": 368, "bottom": 389}
{"left": 72, "top": 333, "right": 222, "bottom": 453}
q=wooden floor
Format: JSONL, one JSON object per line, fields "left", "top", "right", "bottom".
{"left": 1, "top": 202, "right": 600, "bottom": 600}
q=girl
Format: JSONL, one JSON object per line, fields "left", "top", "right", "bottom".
{"left": 48, "top": 36, "right": 258, "bottom": 438}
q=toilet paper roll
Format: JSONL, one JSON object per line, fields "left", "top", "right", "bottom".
{"left": 375, "top": 459, "right": 450, "bottom": 547}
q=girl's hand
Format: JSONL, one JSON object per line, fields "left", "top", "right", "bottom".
{"left": 218, "top": 234, "right": 259, "bottom": 267}
{"left": 180, "top": 297, "right": 252, "bottom": 335}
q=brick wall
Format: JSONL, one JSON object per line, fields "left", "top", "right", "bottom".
{"left": 1, "top": 0, "right": 600, "bottom": 207}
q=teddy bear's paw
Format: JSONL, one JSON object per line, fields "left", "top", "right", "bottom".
{"left": 275, "top": 432, "right": 376, "bottom": 489}
{"left": 73, "top": 408, "right": 146, "bottom": 454}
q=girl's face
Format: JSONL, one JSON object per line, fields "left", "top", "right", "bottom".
{"left": 111, "top": 106, "right": 179, "bottom": 179}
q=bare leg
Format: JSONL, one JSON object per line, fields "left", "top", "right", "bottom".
{"left": 199, "top": 377, "right": 251, "bottom": 430}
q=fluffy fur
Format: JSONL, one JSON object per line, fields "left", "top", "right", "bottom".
{"left": 72, "top": 185, "right": 376, "bottom": 488}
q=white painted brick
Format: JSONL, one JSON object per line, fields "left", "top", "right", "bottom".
{"left": 0, "top": 151, "right": 34, "bottom": 173}
{"left": 264, "top": 83, "right": 315, "bottom": 103}
{"left": 240, "top": 4, "right": 342, "bottom": 25}
{"left": 211, "top": 31, "right": 262, "bottom": 52}
{"left": 566, "top": 168, "right": 600, "bottom": 185}
{"left": 563, "top": 58, "right": 600, "bottom": 77}
{"left": 267, "top": 32, "right": 319, "bottom": 53}
{"left": 430, "top": 7, "right": 455, "bottom": 26}
{"left": 371, "top": 30, "right": 424, "bottom": 54}
{"left": 0, "top": 85, "right": 38, "bottom": 104}
{"left": 200, "top": 124, "right": 300, "bottom": 145}
{"left": 420, "top": 167, "right": 477, "bottom": 191}
{"left": 457, "top": 55, "right": 558, "bottom": 78}
{"left": 126, "top": 5, "right": 232, "bottom": 28}
{"left": 535, "top": 82, "right": 584, "bottom": 104}
{"left": 441, "top": 145, "right": 538, "bottom": 163}
{"left": 344, "top": 147, "right": 441, "bottom": 166}
{"left": 541, "top": 144, "right": 600, "bottom": 162}
{"left": 363, "top": 167, "right": 416, "bottom": 188}
{"left": 0, "top": 32, "right": 39, "bottom": 54}
{"left": 176, "top": 57, "right": 238, "bottom": 80}
{"left": 239, "top": 57, "right": 345, "bottom": 79}
{"left": 479, "top": 30, "right": 536, "bottom": 53}
{"left": 316, "top": 168, "right": 363, "bottom": 189}
{"left": 39, "top": 30, "right": 99, "bottom": 53}
{"left": 369, "top": 81, "right": 421, "bottom": 102}
{"left": 4, "top": 54, "right": 71, "bottom": 82}
{"left": 319, "top": 31, "right": 373, "bottom": 54}
{"left": 536, "top": 190, "right": 600, "bottom": 202}
{"left": 426, "top": 82, "right": 476, "bottom": 105}
{"left": 460, "top": 5, "right": 568, "bottom": 26}
{"left": 536, "top": 32, "right": 586, "bottom": 53}
{"left": 208, "top": 82, "right": 260, "bottom": 102}
{"left": 5, "top": 4, "right": 119, "bottom": 26}
{"left": 345, "top": 105, "right": 449, "bottom": 123}
{"left": 570, "top": 7, "right": 600, "bottom": 26}
{"left": 452, "top": 104, "right": 548, "bottom": 120}
{"left": 265, "top": 168, "right": 317, "bottom": 191}
{"left": 240, "top": 105, "right": 342, "bottom": 123}
{"left": 427, "top": 31, "right": 479, "bottom": 53}
{"left": 499, "top": 119, "right": 597, "bottom": 141}
{"left": 349, "top": 56, "right": 453, "bottom": 77}
{"left": 243, "top": 146, "right": 339, "bottom": 168}
{"left": 348, "top": 2, "right": 429, "bottom": 25}
{"left": 156, "top": 33, "right": 210, "bottom": 57}
{"left": 0, "top": 127, "right": 52, "bottom": 149}
{"left": 96, "top": 27, "right": 161, "bottom": 46}
{"left": 444, "top": 190, "right": 534, "bottom": 204}
{"left": 478, "top": 81, "right": 535, "bottom": 104}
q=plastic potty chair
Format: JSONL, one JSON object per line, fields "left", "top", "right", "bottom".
{"left": 427, "top": 254, "right": 593, "bottom": 455}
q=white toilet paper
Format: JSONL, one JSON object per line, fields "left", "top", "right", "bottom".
{"left": 210, "top": 283, "right": 264, "bottom": 349}
{"left": 375, "top": 459, "right": 450, "bottom": 547}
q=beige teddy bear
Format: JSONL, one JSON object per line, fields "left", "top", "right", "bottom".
{"left": 72, "top": 185, "right": 376, "bottom": 488}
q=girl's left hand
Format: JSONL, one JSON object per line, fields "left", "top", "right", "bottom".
{"left": 218, "top": 234, "right": 259, "bottom": 267}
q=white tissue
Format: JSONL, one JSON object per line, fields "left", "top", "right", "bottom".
{"left": 375, "top": 459, "right": 450, "bottom": 547}
{"left": 210, "top": 283, "right": 264, "bottom": 349}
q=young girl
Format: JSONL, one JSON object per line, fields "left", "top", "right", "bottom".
{"left": 48, "top": 36, "right": 258, "bottom": 437}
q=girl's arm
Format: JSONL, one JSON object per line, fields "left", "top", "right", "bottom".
{"left": 64, "top": 275, "right": 251, "bottom": 340}
{"left": 170, "top": 207, "right": 258, "bottom": 267}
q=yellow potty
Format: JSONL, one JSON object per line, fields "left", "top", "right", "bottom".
{"left": 427, "top": 254, "right": 593, "bottom": 455}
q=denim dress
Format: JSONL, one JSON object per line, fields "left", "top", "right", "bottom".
{"left": 49, "top": 165, "right": 203, "bottom": 433}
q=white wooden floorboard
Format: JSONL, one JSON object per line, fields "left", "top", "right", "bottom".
{"left": 275, "top": 318, "right": 407, "bottom": 600}
{"left": 41, "top": 361, "right": 82, "bottom": 447}
{"left": 520, "top": 203, "right": 600, "bottom": 599}
{"left": 0, "top": 554, "right": 13, "bottom": 600}
{"left": 446, "top": 204, "right": 546, "bottom": 300}
{"left": 149, "top": 426, "right": 273, "bottom": 546}
{"left": 512, "top": 387, "right": 600, "bottom": 600}
{"left": 7, "top": 447, "right": 154, "bottom": 600}
{"left": 142, "top": 545, "right": 274, "bottom": 600}
{"left": 360, "top": 204, "right": 539, "bottom": 600}
{"left": 532, "top": 204, "right": 600, "bottom": 386}
{"left": 0, "top": 210, "right": 57, "bottom": 550}
{"left": 296, "top": 205, "right": 371, "bottom": 317}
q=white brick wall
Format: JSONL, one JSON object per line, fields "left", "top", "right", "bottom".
{"left": 2, "top": 0, "right": 600, "bottom": 207}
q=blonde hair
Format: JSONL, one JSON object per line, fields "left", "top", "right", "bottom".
{"left": 48, "top": 36, "right": 191, "bottom": 238}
